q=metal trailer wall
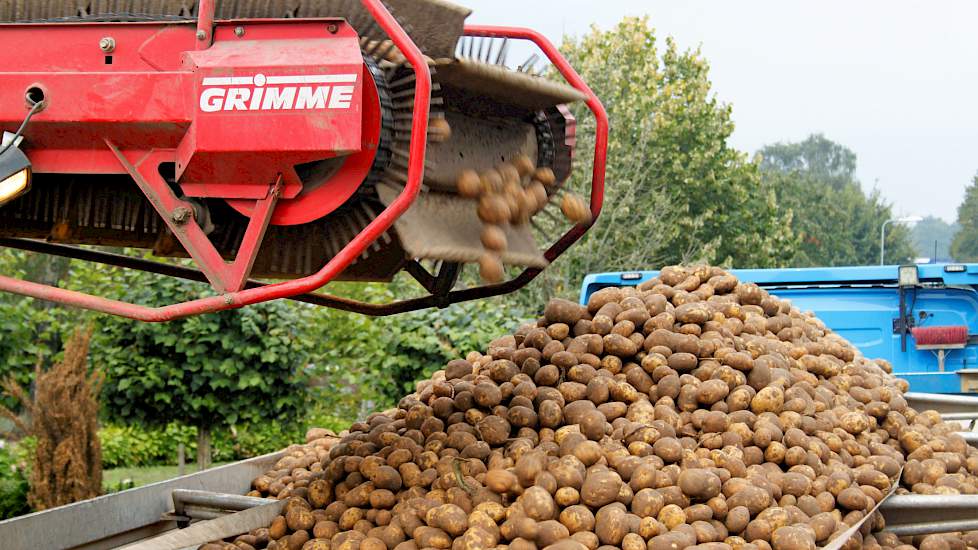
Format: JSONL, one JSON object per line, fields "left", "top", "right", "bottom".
{"left": 0, "top": 452, "right": 283, "bottom": 550}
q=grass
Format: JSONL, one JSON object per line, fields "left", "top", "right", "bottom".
{"left": 103, "top": 462, "right": 229, "bottom": 491}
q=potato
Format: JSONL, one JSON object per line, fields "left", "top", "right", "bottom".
{"left": 478, "top": 253, "right": 504, "bottom": 283}
{"left": 477, "top": 195, "right": 510, "bottom": 224}
{"left": 413, "top": 526, "right": 451, "bottom": 549}
{"left": 727, "top": 486, "right": 771, "bottom": 516}
{"left": 522, "top": 486, "right": 557, "bottom": 521}
{"left": 581, "top": 470, "right": 622, "bottom": 508}
{"left": 632, "top": 488, "right": 665, "bottom": 518}
{"left": 653, "top": 438, "right": 683, "bottom": 463}
{"left": 484, "top": 469, "right": 517, "bottom": 495}
{"left": 657, "top": 504, "right": 686, "bottom": 529}
{"left": 559, "top": 504, "right": 596, "bottom": 533}
{"left": 836, "top": 487, "right": 868, "bottom": 511}
{"left": 538, "top": 519, "right": 571, "bottom": 547}
{"left": 555, "top": 486, "right": 580, "bottom": 506}
{"left": 751, "top": 387, "right": 784, "bottom": 414}
{"left": 678, "top": 469, "right": 723, "bottom": 500}
{"left": 426, "top": 503, "right": 468, "bottom": 536}
{"left": 477, "top": 415, "right": 511, "bottom": 446}
{"left": 603, "top": 334, "right": 638, "bottom": 358}
{"left": 594, "top": 503, "right": 629, "bottom": 545}
{"left": 481, "top": 225, "right": 508, "bottom": 251}
{"left": 579, "top": 409, "right": 606, "bottom": 441}
{"left": 770, "top": 525, "right": 815, "bottom": 550}
{"left": 269, "top": 515, "right": 289, "bottom": 540}
{"left": 457, "top": 169, "right": 482, "bottom": 198}
{"left": 561, "top": 193, "right": 592, "bottom": 224}
{"left": 808, "top": 512, "right": 836, "bottom": 542}
{"left": 697, "top": 380, "right": 730, "bottom": 406}
{"left": 545, "top": 541, "right": 588, "bottom": 550}
{"left": 668, "top": 352, "right": 698, "bottom": 372}
{"left": 301, "top": 539, "right": 330, "bottom": 550}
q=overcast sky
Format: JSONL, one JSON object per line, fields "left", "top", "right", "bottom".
{"left": 466, "top": 0, "right": 978, "bottom": 223}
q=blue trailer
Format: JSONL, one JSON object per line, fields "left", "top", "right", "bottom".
{"left": 580, "top": 264, "right": 978, "bottom": 395}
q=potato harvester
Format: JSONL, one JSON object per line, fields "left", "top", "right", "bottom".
{"left": 0, "top": 0, "right": 608, "bottom": 320}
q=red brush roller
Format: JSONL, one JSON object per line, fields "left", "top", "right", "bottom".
{"left": 911, "top": 325, "right": 968, "bottom": 347}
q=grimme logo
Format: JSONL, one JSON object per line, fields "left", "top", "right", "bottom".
{"left": 199, "top": 73, "right": 358, "bottom": 112}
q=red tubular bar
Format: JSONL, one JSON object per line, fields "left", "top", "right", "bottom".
{"left": 463, "top": 25, "right": 609, "bottom": 222}
{"left": 195, "top": 0, "right": 216, "bottom": 47}
{"left": 0, "top": 0, "right": 431, "bottom": 322}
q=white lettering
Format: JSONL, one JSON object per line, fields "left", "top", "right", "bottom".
{"left": 295, "top": 86, "right": 330, "bottom": 110}
{"left": 249, "top": 87, "right": 265, "bottom": 110}
{"left": 223, "top": 88, "right": 251, "bottom": 111}
{"left": 200, "top": 88, "right": 226, "bottom": 112}
{"left": 200, "top": 74, "right": 359, "bottom": 112}
{"left": 261, "top": 87, "right": 296, "bottom": 110}
{"left": 328, "top": 85, "right": 354, "bottom": 109}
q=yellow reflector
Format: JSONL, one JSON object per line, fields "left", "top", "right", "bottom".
{"left": 0, "top": 167, "right": 30, "bottom": 205}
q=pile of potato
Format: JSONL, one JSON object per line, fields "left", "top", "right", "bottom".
{"left": 203, "top": 265, "right": 978, "bottom": 550}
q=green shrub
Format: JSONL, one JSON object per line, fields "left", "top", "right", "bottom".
{"left": 99, "top": 398, "right": 356, "bottom": 469}
{"left": 212, "top": 422, "right": 304, "bottom": 462}
{"left": 0, "top": 443, "right": 30, "bottom": 519}
{"left": 99, "top": 423, "right": 196, "bottom": 469}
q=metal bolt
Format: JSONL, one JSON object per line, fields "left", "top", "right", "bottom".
{"left": 196, "top": 29, "right": 207, "bottom": 41}
{"left": 171, "top": 206, "right": 193, "bottom": 225}
{"left": 99, "top": 37, "right": 115, "bottom": 53}
{"left": 234, "top": 26, "right": 245, "bottom": 37}
{"left": 326, "top": 23, "right": 338, "bottom": 34}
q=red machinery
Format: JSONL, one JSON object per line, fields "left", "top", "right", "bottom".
{"left": 0, "top": 0, "right": 607, "bottom": 321}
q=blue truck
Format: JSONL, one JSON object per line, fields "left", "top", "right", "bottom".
{"left": 581, "top": 263, "right": 978, "bottom": 395}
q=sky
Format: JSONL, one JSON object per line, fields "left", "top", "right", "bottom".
{"left": 465, "top": 0, "right": 978, "bottom": 223}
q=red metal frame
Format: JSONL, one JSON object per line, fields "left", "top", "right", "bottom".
{"left": 108, "top": 142, "right": 283, "bottom": 293}
{"left": 196, "top": 0, "right": 215, "bottom": 48}
{"left": 0, "top": 22, "right": 607, "bottom": 321}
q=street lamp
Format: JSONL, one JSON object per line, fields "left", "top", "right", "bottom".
{"left": 880, "top": 216, "right": 923, "bottom": 265}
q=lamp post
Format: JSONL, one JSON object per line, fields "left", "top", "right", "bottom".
{"left": 880, "top": 216, "right": 923, "bottom": 265}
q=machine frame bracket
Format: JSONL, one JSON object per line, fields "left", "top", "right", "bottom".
{"left": 106, "top": 142, "right": 281, "bottom": 294}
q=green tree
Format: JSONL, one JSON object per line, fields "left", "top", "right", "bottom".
{"left": 0, "top": 247, "right": 157, "bottom": 411}
{"left": 96, "top": 275, "right": 307, "bottom": 469}
{"left": 534, "top": 17, "right": 794, "bottom": 300}
{"left": 951, "top": 173, "right": 978, "bottom": 261}
{"left": 0, "top": 250, "right": 82, "bottom": 410}
{"left": 759, "top": 134, "right": 857, "bottom": 190}
{"left": 759, "top": 135, "right": 914, "bottom": 266}
{"left": 912, "top": 216, "right": 959, "bottom": 261}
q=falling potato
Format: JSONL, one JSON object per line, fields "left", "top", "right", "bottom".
{"left": 478, "top": 252, "right": 504, "bottom": 283}
{"left": 477, "top": 194, "right": 511, "bottom": 224}
{"left": 513, "top": 153, "right": 536, "bottom": 178}
{"left": 480, "top": 224, "right": 508, "bottom": 252}
{"left": 533, "top": 166, "right": 556, "bottom": 186}
{"left": 427, "top": 117, "right": 452, "bottom": 143}
{"left": 456, "top": 169, "right": 482, "bottom": 198}
{"left": 480, "top": 169, "right": 504, "bottom": 195}
{"left": 561, "top": 193, "right": 592, "bottom": 224}
{"left": 498, "top": 163, "right": 521, "bottom": 186}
